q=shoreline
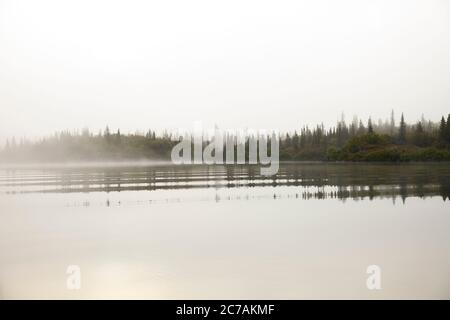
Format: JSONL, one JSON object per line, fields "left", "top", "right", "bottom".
{"left": 1, "top": 160, "right": 449, "bottom": 170}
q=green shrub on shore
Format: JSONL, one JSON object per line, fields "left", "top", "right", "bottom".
{"left": 327, "top": 133, "right": 450, "bottom": 162}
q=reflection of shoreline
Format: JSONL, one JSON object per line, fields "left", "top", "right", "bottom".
{"left": 1, "top": 180, "right": 447, "bottom": 200}
{"left": 1, "top": 160, "right": 450, "bottom": 169}
{"left": 1, "top": 163, "right": 449, "bottom": 201}
{"left": 58, "top": 185, "right": 446, "bottom": 208}
{"left": 0, "top": 160, "right": 174, "bottom": 170}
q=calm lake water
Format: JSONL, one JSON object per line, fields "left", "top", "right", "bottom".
{"left": 0, "top": 162, "right": 449, "bottom": 299}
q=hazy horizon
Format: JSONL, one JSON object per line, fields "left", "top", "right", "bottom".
{"left": 1, "top": 0, "right": 450, "bottom": 143}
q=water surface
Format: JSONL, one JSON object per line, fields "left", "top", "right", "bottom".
{"left": 0, "top": 163, "right": 449, "bottom": 299}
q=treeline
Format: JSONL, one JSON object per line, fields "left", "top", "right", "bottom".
{"left": 282, "top": 112, "right": 450, "bottom": 161}
{"left": 1, "top": 112, "right": 450, "bottom": 163}
{"left": 0, "top": 128, "right": 178, "bottom": 162}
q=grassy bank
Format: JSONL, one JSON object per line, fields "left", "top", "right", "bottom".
{"left": 326, "top": 133, "right": 450, "bottom": 162}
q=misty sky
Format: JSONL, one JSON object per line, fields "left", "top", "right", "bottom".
{"left": 0, "top": 0, "right": 449, "bottom": 142}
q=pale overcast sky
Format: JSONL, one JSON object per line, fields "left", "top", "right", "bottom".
{"left": 0, "top": 0, "right": 449, "bottom": 141}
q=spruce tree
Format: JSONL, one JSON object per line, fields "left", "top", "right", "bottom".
{"left": 368, "top": 118, "right": 374, "bottom": 134}
{"left": 116, "top": 129, "right": 121, "bottom": 145}
{"left": 390, "top": 110, "right": 395, "bottom": 136}
{"left": 413, "top": 121, "right": 424, "bottom": 146}
{"left": 104, "top": 126, "right": 111, "bottom": 144}
{"left": 358, "top": 120, "right": 365, "bottom": 135}
{"left": 399, "top": 113, "right": 406, "bottom": 144}
{"left": 446, "top": 114, "right": 450, "bottom": 143}
{"left": 105, "top": 126, "right": 110, "bottom": 137}
{"left": 439, "top": 116, "right": 446, "bottom": 143}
